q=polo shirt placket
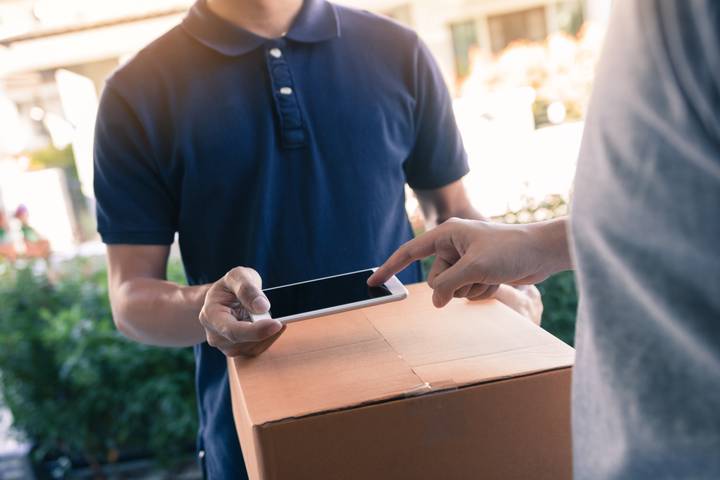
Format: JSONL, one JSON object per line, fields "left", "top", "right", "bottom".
{"left": 265, "top": 40, "right": 307, "bottom": 148}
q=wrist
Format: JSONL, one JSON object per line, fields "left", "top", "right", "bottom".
{"left": 187, "top": 283, "right": 212, "bottom": 310}
{"left": 526, "top": 218, "right": 572, "bottom": 276}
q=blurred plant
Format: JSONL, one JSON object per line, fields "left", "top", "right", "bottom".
{"left": 494, "top": 194, "right": 569, "bottom": 225}
{"left": 537, "top": 270, "right": 577, "bottom": 346}
{"left": 0, "top": 258, "right": 197, "bottom": 475}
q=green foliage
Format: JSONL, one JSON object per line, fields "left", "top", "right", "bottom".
{"left": 0, "top": 258, "right": 197, "bottom": 468}
{"left": 537, "top": 271, "right": 577, "bottom": 346}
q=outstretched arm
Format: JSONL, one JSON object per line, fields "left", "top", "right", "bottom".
{"left": 369, "top": 217, "right": 572, "bottom": 308}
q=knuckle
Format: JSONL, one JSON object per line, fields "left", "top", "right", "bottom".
{"left": 239, "top": 283, "right": 259, "bottom": 301}
{"left": 468, "top": 258, "right": 490, "bottom": 279}
{"left": 223, "top": 268, "right": 240, "bottom": 282}
{"left": 239, "top": 267, "right": 261, "bottom": 284}
{"left": 225, "top": 266, "right": 252, "bottom": 284}
{"left": 239, "top": 280, "right": 256, "bottom": 294}
{"left": 399, "top": 245, "right": 414, "bottom": 262}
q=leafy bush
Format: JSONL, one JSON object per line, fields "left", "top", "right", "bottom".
{"left": 537, "top": 271, "right": 577, "bottom": 346}
{"left": 0, "top": 258, "right": 197, "bottom": 472}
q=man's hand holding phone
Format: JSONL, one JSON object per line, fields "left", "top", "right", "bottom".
{"left": 199, "top": 267, "right": 286, "bottom": 357}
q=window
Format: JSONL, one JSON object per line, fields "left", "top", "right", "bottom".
{"left": 450, "top": 20, "right": 479, "bottom": 79}
{"left": 487, "top": 7, "right": 547, "bottom": 54}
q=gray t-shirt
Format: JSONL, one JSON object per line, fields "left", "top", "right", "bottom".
{"left": 570, "top": 1, "right": 720, "bottom": 479}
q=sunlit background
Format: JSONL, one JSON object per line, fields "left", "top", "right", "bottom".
{"left": 0, "top": 0, "right": 610, "bottom": 478}
{"left": 0, "top": 0, "right": 611, "bottom": 253}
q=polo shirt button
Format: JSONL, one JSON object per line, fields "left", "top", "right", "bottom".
{"left": 279, "top": 87, "right": 293, "bottom": 95}
{"left": 198, "top": 450, "right": 206, "bottom": 460}
{"left": 269, "top": 48, "right": 282, "bottom": 58}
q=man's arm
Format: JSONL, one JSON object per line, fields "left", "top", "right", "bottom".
{"left": 414, "top": 179, "right": 485, "bottom": 227}
{"left": 107, "top": 245, "right": 207, "bottom": 346}
{"left": 370, "top": 217, "right": 572, "bottom": 308}
{"left": 107, "top": 245, "right": 284, "bottom": 356}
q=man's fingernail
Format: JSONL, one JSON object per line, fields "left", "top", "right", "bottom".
{"left": 251, "top": 296, "right": 270, "bottom": 313}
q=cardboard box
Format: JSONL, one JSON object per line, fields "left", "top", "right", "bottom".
{"left": 228, "top": 283, "right": 574, "bottom": 480}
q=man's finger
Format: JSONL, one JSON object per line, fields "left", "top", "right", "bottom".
{"left": 454, "top": 284, "right": 473, "bottom": 298}
{"left": 426, "top": 256, "right": 451, "bottom": 287}
{"left": 467, "top": 283, "right": 498, "bottom": 300}
{"left": 202, "top": 306, "right": 282, "bottom": 344}
{"left": 431, "top": 255, "right": 475, "bottom": 307}
{"left": 368, "top": 229, "right": 440, "bottom": 286}
{"left": 224, "top": 267, "right": 270, "bottom": 314}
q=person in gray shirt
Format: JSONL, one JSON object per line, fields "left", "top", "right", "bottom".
{"left": 369, "top": 1, "right": 720, "bottom": 478}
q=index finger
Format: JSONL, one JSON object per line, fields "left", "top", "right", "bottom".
{"left": 368, "top": 229, "right": 440, "bottom": 286}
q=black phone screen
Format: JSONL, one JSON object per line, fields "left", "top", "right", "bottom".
{"left": 263, "top": 270, "right": 392, "bottom": 319}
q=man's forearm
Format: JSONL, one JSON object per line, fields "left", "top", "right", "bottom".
{"left": 111, "top": 278, "right": 210, "bottom": 347}
{"left": 527, "top": 217, "right": 573, "bottom": 275}
{"left": 415, "top": 180, "right": 488, "bottom": 228}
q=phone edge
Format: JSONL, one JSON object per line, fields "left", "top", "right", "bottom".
{"left": 280, "top": 287, "right": 408, "bottom": 324}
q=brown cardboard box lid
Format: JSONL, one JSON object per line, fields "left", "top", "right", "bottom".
{"left": 230, "top": 283, "right": 574, "bottom": 426}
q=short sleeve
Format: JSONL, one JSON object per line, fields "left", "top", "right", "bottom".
{"left": 93, "top": 84, "right": 177, "bottom": 245}
{"left": 403, "top": 38, "right": 469, "bottom": 190}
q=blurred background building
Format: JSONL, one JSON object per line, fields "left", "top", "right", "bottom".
{"left": 0, "top": 0, "right": 611, "bottom": 254}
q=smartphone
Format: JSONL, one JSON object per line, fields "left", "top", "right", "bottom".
{"left": 249, "top": 268, "right": 408, "bottom": 324}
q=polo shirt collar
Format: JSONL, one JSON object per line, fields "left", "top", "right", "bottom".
{"left": 182, "top": 0, "right": 340, "bottom": 56}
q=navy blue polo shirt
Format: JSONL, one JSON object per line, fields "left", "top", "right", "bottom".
{"left": 94, "top": 0, "right": 467, "bottom": 478}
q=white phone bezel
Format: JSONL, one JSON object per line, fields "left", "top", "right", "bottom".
{"left": 249, "top": 267, "right": 408, "bottom": 324}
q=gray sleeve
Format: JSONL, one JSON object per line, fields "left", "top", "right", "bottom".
{"left": 570, "top": 1, "right": 720, "bottom": 477}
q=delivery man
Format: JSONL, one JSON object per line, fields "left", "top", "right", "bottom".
{"left": 93, "top": 0, "right": 540, "bottom": 478}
